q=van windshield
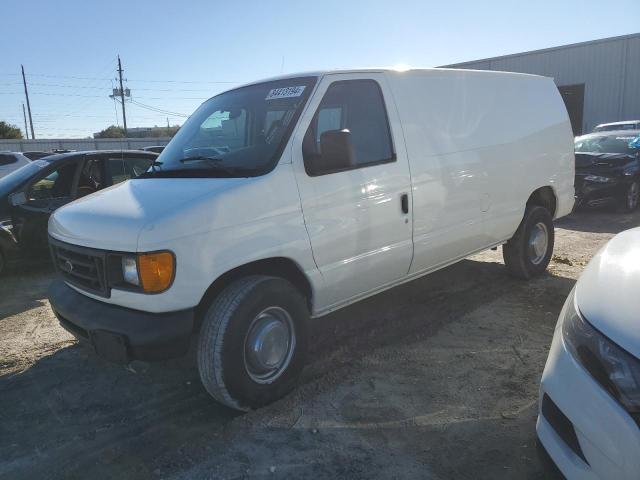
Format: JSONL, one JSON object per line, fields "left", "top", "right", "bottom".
{"left": 144, "top": 77, "right": 317, "bottom": 178}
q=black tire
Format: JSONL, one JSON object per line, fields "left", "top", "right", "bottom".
{"left": 0, "top": 250, "right": 5, "bottom": 276}
{"left": 503, "top": 205, "right": 554, "bottom": 279}
{"left": 197, "top": 275, "right": 309, "bottom": 411}
{"left": 617, "top": 180, "right": 639, "bottom": 213}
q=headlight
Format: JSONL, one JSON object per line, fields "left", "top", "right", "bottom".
{"left": 0, "top": 219, "right": 13, "bottom": 232}
{"left": 121, "top": 256, "right": 140, "bottom": 286}
{"left": 584, "top": 175, "right": 611, "bottom": 183}
{"left": 562, "top": 289, "right": 640, "bottom": 423}
{"left": 120, "top": 251, "right": 175, "bottom": 293}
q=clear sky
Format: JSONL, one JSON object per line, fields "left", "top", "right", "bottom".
{"left": 2, "top": 0, "right": 638, "bottom": 138}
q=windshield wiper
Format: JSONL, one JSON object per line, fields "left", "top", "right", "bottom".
{"left": 179, "top": 155, "right": 223, "bottom": 164}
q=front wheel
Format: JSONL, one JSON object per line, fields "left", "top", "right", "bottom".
{"left": 618, "top": 181, "right": 639, "bottom": 213}
{"left": 197, "top": 275, "right": 309, "bottom": 411}
{"left": 503, "top": 206, "right": 554, "bottom": 279}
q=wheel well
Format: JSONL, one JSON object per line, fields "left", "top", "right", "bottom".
{"left": 195, "top": 257, "right": 313, "bottom": 327}
{"left": 527, "top": 186, "right": 557, "bottom": 217}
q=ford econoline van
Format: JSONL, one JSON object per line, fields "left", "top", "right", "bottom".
{"left": 47, "top": 69, "right": 575, "bottom": 411}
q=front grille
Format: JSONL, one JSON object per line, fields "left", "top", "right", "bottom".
{"left": 49, "top": 238, "right": 109, "bottom": 297}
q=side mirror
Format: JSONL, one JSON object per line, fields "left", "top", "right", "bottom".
{"left": 306, "top": 129, "right": 357, "bottom": 176}
{"left": 9, "top": 191, "right": 27, "bottom": 206}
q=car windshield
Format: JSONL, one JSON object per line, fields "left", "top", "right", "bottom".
{"left": 0, "top": 160, "right": 50, "bottom": 198}
{"left": 144, "top": 77, "right": 317, "bottom": 178}
{"left": 575, "top": 134, "right": 640, "bottom": 154}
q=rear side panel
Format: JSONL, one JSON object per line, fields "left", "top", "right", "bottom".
{"left": 385, "top": 69, "right": 574, "bottom": 274}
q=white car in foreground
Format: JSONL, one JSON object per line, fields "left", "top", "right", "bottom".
{"left": 538, "top": 228, "right": 640, "bottom": 479}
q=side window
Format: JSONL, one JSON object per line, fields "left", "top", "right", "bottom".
{"left": 77, "top": 158, "right": 105, "bottom": 197}
{"left": 303, "top": 79, "right": 394, "bottom": 175}
{"left": 28, "top": 163, "right": 77, "bottom": 202}
{"left": 0, "top": 154, "right": 18, "bottom": 166}
{"left": 107, "top": 156, "right": 154, "bottom": 185}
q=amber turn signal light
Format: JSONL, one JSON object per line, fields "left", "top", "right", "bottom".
{"left": 137, "top": 251, "right": 175, "bottom": 293}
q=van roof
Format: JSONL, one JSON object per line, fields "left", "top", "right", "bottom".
{"left": 235, "top": 67, "right": 550, "bottom": 90}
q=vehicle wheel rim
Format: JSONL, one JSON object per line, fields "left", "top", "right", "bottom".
{"left": 628, "top": 182, "right": 639, "bottom": 210}
{"left": 243, "top": 306, "right": 296, "bottom": 384}
{"left": 528, "top": 222, "right": 549, "bottom": 265}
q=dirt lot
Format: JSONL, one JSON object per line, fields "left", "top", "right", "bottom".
{"left": 1, "top": 210, "right": 639, "bottom": 480}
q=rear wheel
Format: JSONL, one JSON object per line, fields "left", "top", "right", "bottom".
{"left": 503, "top": 206, "right": 554, "bottom": 279}
{"left": 197, "top": 275, "right": 309, "bottom": 411}
{"left": 618, "top": 181, "right": 639, "bottom": 212}
{"left": 0, "top": 250, "right": 4, "bottom": 276}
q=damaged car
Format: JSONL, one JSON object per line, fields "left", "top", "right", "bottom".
{"left": 574, "top": 131, "right": 640, "bottom": 211}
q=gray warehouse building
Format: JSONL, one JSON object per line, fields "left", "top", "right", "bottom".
{"left": 443, "top": 33, "right": 640, "bottom": 135}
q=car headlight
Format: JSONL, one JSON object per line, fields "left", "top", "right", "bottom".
{"left": 120, "top": 251, "right": 175, "bottom": 293}
{"left": 562, "top": 288, "right": 640, "bottom": 424}
{"left": 121, "top": 256, "right": 140, "bottom": 286}
{"left": 584, "top": 175, "right": 611, "bottom": 183}
{"left": 0, "top": 218, "right": 13, "bottom": 232}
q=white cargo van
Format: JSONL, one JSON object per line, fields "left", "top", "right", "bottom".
{"left": 47, "top": 69, "right": 574, "bottom": 410}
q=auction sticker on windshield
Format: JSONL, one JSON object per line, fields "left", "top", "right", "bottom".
{"left": 265, "top": 86, "right": 305, "bottom": 100}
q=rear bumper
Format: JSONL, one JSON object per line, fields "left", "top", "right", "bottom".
{"left": 48, "top": 279, "right": 194, "bottom": 362}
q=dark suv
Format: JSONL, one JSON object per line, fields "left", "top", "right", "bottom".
{"left": 574, "top": 130, "right": 640, "bottom": 211}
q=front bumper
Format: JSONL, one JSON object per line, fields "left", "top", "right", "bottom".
{"left": 575, "top": 176, "right": 628, "bottom": 207}
{"left": 48, "top": 279, "right": 194, "bottom": 362}
{"left": 537, "top": 325, "right": 640, "bottom": 479}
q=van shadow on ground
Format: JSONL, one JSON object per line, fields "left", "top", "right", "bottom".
{"left": 557, "top": 209, "right": 640, "bottom": 234}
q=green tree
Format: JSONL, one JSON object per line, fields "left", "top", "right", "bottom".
{"left": 0, "top": 121, "right": 24, "bottom": 139}
{"left": 94, "top": 125, "right": 126, "bottom": 138}
{"left": 150, "top": 125, "right": 180, "bottom": 138}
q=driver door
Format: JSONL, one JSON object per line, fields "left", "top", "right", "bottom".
{"left": 12, "top": 159, "right": 82, "bottom": 255}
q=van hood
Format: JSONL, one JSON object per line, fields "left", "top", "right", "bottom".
{"left": 575, "top": 228, "right": 640, "bottom": 359}
{"left": 49, "top": 178, "right": 246, "bottom": 250}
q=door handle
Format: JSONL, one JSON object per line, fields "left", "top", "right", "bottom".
{"left": 401, "top": 193, "right": 409, "bottom": 214}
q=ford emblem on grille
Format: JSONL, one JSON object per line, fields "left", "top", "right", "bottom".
{"left": 64, "top": 260, "right": 74, "bottom": 272}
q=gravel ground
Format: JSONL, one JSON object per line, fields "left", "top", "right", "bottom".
{"left": 1, "top": 210, "right": 639, "bottom": 480}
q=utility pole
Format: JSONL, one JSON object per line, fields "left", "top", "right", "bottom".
{"left": 117, "top": 55, "right": 128, "bottom": 136}
{"left": 21, "top": 65, "right": 35, "bottom": 139}
{"left": 22, "top": 103, "right": 29, "bottom": 140}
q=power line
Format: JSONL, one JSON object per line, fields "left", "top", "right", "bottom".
{"left": 1, "top": 91, "right": 209, "bottom": 100}
{"left": 1, "top": 71, "right": 243, "bottom": 84}
{"left": 129, "top": 99, "right": 189, "bottom": 117}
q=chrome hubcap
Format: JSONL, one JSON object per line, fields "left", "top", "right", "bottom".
{"left": 528, "top": 222, "right": 549, "bottom": 265}
{"left": 244, "top": 306, "right": 295, "bottom": 384}
{"left": 628, "top": 182, "right": 639, "bottom": 209}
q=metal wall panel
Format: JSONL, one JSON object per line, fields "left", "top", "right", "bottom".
{"left": 445, "top": 34, "right": 640, "bottom": 133}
